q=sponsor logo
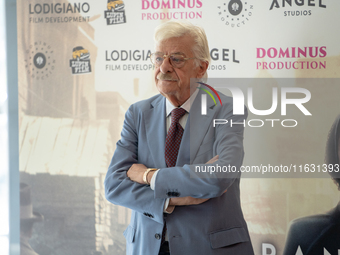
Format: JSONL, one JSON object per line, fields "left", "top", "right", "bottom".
{"left": 256, "top": 46, "right": 327, "bottom": 70}
{"left": 29, "top": 2, "right": 90, "bottom": 23}
{"left": 104, "top": 48, "right": 239, "bottom": 72}
{"left": 217, "top": 0, "right": 254, "bottom": 28}
{"left": 208, "top": 48, "right": 240, "bottom": 71}
{"left": 105, "top": 49, "right": 154, "bottom": 71}
{"left": 269, "top": 0, "right": 326, "bottom": 16}
{"left": 141, "top": 0, "right": 203, "bottom": 21}
{"left": 104, "top": 0, "right": 126, "bottom": 25}
{"left": 69, "top": 46, "right": 92, "bottom": 74}
{"left": 24, "top": 42, "right": 56, "bottom": 80}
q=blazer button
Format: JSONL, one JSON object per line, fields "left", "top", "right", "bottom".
{"left": 155, "top": 233, "right": 161, "bottom": 240}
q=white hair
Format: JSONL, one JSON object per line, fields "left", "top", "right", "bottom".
{"left": 154, "top": 21, "right": 211, "bottom": 67}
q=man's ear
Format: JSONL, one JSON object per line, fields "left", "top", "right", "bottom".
{"left": 197, "top": 61, "right": 209, "bottom": 78}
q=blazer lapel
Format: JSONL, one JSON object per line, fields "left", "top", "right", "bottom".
{"left": 177, "top": 89, "right": 217, "bottom": 165}
{"left": 144, "top": 96, "right": 167, "bottom": 168}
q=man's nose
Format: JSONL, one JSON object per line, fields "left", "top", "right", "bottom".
{"left": 160, "top": 56, "right": 173, "bottom": 74}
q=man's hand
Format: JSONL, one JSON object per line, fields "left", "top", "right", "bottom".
{"left": 206, "top": 155, "right": 219, "bottom": 164}
{"left": 127, "top": 164, "right": 147, "bottom": 184}
{"left": 127, "top": 155, "right": 226, "bottom": 208}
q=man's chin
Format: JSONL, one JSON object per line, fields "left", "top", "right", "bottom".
{"left": 156, "top": 83, "right": 177, "bottom": 95}
{"left": 156, "top": 80, "right": 178, "bottom": 90}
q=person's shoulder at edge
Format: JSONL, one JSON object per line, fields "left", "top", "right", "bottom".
{"left": 285, "top": 209, "right": 336, "bottom": 249}
{"left": 288, "top": 212, "right": 333, "bottom": 233}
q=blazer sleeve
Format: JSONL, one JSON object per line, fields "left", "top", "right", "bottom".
{"left": 154, "top": 104, "right": 247, "bottom": 199}
{"left": 104, "top": 105, "right": 165, "bottom": 225}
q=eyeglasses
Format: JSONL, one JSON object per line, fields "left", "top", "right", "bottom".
{"left": 149, "top": 53, "right": 196, "bottom": 68}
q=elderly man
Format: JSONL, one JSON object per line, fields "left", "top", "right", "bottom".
{"left": 104, "top": 21, "right": 254, "bottom": 255}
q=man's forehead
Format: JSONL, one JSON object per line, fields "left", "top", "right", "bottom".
{"left": 155, "top": 37, "right": 194, "bottom": 55}
{"left": 154, "top": 51, "right": 186, "bottom": 55}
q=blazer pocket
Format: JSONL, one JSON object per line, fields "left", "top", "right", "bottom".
{"left": 196, "top": 141, "right": 214, "bottom": 157}
{"left": 123, "top": 225, "right": 136, "bottom": 243}
{"left": 209, "top": 227, "right": 249, "bottom": 249}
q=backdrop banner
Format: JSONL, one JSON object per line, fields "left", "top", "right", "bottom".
{"left": 17, "top": 1, "right": 340, "bottom": 255}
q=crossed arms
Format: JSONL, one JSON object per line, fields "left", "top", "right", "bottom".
{"left": 104, "top": 101, "right": 246, "bottom": 223}
{"left": 127, "top": 155, "right": 221, "bottom": 211}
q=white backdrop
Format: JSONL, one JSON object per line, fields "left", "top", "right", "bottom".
{"left": 18, "top": 1, "right": 340, "bottom": 255}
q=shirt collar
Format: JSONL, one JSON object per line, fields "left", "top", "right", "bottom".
{"left": 165, "top": 86, "right": 200, "bottom": 117}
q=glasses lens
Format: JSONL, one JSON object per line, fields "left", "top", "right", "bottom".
{"left": 150, "top": 54, "right": 186, "bottom": 67}
{"left": 170, "top": 55, "right": 185, "bottom": 68}
{"left": 152, "top": 54, "right": 164, "bottom": 66}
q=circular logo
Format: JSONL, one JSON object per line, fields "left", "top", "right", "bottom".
{"left": 33, "top": 53, "right": 46, "bottom": 69}
{"left": 229, "top": 0, "right": 243, "bottom": 16}
{"left": 25, "top": 42, "right": 56, "bottom": 80}
{"left": 217, "top": 0, "right": 254, "bottom": 27}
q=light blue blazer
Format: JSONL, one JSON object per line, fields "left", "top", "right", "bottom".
{"left": 104, "top": 89, "right": 254, "bottom": 255}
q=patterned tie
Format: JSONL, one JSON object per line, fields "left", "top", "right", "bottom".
{"left": 162, "top": 107, "right": 187, "bottom": 244}
{"left": 165, "top": 107, "right": 187, "bottom": 167}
